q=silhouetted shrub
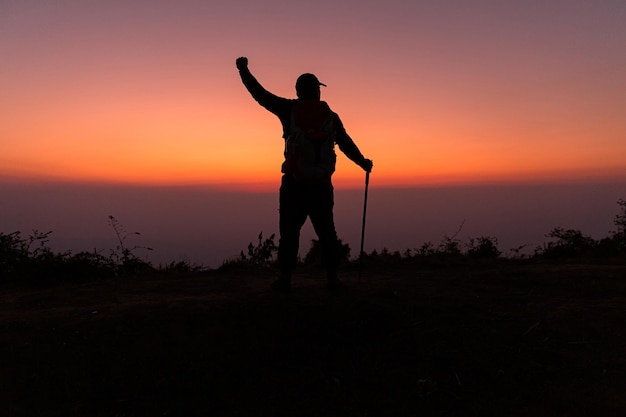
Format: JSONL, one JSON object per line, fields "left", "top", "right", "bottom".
{"left": 60, "top": 251, "right": 115, "bottom": 277}
{"left": 0, "top": 230, "right": 55, "bottom": 279}
{"left": 611, "top": 198, "right": 626, "bottom": 249}
{"left": 532, "top": 199, "right": 626, "bottom": 260}
{"left": 507, "top": 244, "right": 529, "bottom": 259}
{"left": 0, "top": 230, "right": 117, "bottom": 282}
{"left": 0, "top": 217, "right": 158, "bottom": 283}
{"left": 362, "top": 247, "right": 403, "bottom": 265}
{"left": 466, "top": 236, "right": 501, "bottom": 259}
{"left": 535, "top": 227, "right": 597, "bottom": 259}
{"left": 0, "top": 231, "right": 26, "bottom": 275}
{"left": 437, "top": 234, "right": 462, "bottom": 256}
{"left": 302, "top": 238, "right": 351, "bottom": 265}
{"left": 160, "top": 260, "right": 205, "bottom": 275}
{"left": 414, "top": 242, "right": 436, "bottom": 257}
{"left": 232, "top": 232, "right": 278, "bottom": 267}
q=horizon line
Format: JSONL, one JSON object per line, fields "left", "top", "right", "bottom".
{"left": 1, "top": 173, "right": 626, "bottom": 192}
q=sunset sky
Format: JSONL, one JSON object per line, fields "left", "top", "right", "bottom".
{"left": 2, "top": 0, "right": 625, "bottom": 190}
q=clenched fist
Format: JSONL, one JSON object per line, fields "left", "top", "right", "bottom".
{"left": 236, "top": 56, "right": 248, "bottom": 71}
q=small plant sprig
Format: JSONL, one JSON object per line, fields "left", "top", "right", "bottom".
{"left": 107, "top": 215, "right": 153, "bottom": 271}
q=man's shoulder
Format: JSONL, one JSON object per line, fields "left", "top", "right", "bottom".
{"left": 320, "top": 101, "right": 332, "bottom": 112}
{"left": 320, "top": 101, "right": 339, "bottom": 118}
{"left": 293, "top": 100, "right": 336, "bottom": 115}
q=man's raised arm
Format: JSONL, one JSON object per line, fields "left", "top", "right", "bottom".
{"left": 236, "top": 56, "right": 289, "bottom": 113}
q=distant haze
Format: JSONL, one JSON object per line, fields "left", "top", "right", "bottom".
{"left": 2, "top": 181, "right": 624, "bottom": 268}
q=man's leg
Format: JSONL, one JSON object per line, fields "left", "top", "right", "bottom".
{"left": 276, "top": 175, "right": 307, "bottom": 290}
{"left": 308, "top": 182, "right": 341, "bottom": 288}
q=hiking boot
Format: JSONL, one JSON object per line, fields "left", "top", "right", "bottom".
{"left": 271, "top": 274, "right": 291, "bottom": 292}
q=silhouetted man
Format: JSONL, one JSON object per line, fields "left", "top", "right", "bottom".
{"left": 236, "top": 56, "right": 373, "bottom": 291}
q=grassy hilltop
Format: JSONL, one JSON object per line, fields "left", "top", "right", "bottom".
{"left": 2, "top": 200, "right": 626, "bottom": 416}
{"left": 2, "top": 261, "right": 626, "bottom": 417}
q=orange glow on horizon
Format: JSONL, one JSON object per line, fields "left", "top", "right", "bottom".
{"left": 3, "top": 95, "right": 626, "bottom": 190}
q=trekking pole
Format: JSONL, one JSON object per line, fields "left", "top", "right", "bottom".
{"left": 358, "top": 169, "right": 370, "bottom": 282}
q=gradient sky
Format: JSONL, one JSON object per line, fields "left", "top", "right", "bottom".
{"left": 2, "top": 0, "right": 625, "bottom": 189}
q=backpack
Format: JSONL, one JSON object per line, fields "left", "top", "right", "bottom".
{"left": 282, "top": 102, "right": 337, "bottom": 183}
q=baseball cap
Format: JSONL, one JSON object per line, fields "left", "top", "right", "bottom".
{"left": 296, "top": 73, "right": 326, "bottom": 92}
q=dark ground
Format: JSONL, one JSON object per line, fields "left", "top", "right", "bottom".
{"left": 2, "top": 262, "right": 626, "bottom": 416}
